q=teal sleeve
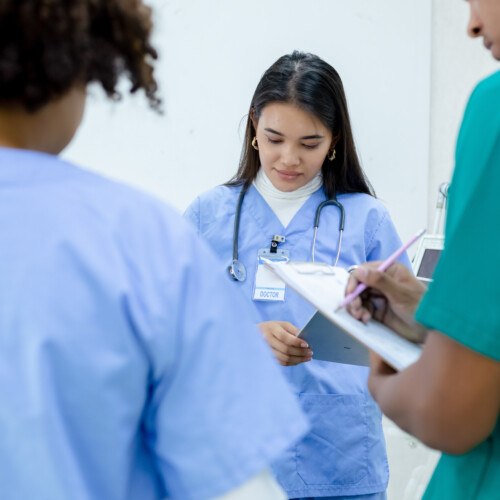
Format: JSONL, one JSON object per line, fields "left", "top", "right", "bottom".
{"left": 416, "top": 72, "right": 500, "bottom": 361}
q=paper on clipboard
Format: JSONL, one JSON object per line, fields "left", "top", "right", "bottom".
{"left": 264, "top": 261, "right": 422, "bottom": 371}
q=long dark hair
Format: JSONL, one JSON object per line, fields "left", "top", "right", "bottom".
{"left": 228, "top": 51, "right": 374, "bottom": 198}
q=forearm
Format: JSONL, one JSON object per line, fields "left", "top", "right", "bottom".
{"left": 369, "top": 360, "right": 433, "bottom": 441}
{"left": 370, "top": 361, "right": 470, "bottom": 453}
{"left": 370, "top": 332, "right": 500, "bottom": 454}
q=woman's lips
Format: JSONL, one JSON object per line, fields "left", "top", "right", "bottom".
{"left": 276, "top": 169, "right": 300, "bottom": 180}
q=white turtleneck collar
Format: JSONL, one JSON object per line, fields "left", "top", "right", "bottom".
{"left": 253, "top": 168, "right": 323, "bottom": 227}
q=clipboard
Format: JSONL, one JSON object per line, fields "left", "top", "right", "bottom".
{"left": 299, "top": 310, "right": 370, "bottom": 366}
{"left": 265, "top": 261, "right": 422, "bottom": 371}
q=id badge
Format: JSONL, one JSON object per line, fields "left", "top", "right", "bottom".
{"left": 253, "top": 248, "right": 290, "bottom": 302}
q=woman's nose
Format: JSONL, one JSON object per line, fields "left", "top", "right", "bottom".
{"left": 281, "top": 146, "right": 300, "bottom": 167}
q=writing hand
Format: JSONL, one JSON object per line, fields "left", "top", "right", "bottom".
{"left": 345, "top": 262, "right": 428, "bottom": 343}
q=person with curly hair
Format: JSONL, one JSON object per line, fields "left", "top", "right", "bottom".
{"left": 0, "top": 2, "right": 309, "bottom": 499}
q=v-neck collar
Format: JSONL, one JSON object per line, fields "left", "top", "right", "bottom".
{"left": 245, "top": 184, "right": 327, "bottom": 236}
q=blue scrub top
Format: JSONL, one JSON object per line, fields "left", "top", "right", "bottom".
{"left": 184, "top": 184, "right": 411, "bottom": 498}
{"left": 0, "top": 148, "right": 309, "bottom": 500}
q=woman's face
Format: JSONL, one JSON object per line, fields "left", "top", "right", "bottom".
{"left": 252, "top": 102, "right": 334, "bottom": 192}
{"left": 467, "top": 0, "right": 500, "bottom": 60}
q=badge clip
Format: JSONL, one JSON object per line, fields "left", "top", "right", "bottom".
{"left": 270, "top": 234, "right": 285, "bottom": 253}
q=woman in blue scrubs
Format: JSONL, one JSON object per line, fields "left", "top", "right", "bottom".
{"left": 184, "top": 51, "right": 410, "bottom": 500}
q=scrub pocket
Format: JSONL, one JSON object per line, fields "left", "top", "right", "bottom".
{"left": 296, "top": 393, "right": 369, "bottom": 486}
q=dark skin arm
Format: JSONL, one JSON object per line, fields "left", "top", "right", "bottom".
{"left": 346, "top": 262, "right": 500, "bottom": 454}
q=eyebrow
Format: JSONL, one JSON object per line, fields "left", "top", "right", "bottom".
{"left": 264, "top": 128, "right": 324, "bottom": 140}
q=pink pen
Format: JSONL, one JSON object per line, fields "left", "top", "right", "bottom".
{"left": 336, "top": 228, "right": 426, "bottom": 311}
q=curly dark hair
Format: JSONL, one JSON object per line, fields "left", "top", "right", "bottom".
{"left": 0, "top": 0, "right": 161, "bottom": 113}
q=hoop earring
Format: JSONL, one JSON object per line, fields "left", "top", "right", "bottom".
{"left": 252, "top": 136, "right": 259, "bottom": 151}
{"left": 328, "top": 148, "right": 336, "bottom": 161}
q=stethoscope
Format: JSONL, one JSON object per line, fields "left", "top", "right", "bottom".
{"left": 228, "top": 183, "right": 345, "bottom": 282}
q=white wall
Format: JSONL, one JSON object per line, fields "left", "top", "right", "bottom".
{"left": 64, "top": 0, "right": 431, "bottom": 247}
{"left": 428, "top": 0, "right": 499, "bottom": 228}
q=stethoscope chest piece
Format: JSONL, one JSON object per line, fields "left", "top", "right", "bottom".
{"left": 228, "top": 259, "right": 246, "bottom": 282}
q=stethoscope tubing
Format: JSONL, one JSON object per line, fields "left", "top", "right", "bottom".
{"left": 232, "top": 182, "right": 250, "bottom": 262}
{"left": 230, "top": 184, "right": 345, "bottom": 281}
{"left": 311, "top": 199, "right": 345, "bottom": 266}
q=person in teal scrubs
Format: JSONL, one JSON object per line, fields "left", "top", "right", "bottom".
{"left": 184, "top": 51, "right": 411, "bottom": 499}
{"left": 345, "top": 1, "right": 500, "bottom": 498}
{"left": 0, "top": 2, "right": 309, "bottom": 499}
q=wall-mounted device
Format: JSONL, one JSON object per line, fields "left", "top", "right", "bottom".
{"left": 412, "top": 182, "right": 448, "bottom": 284}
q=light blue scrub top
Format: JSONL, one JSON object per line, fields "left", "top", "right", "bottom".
{"left": 184, "top": 184, "right": 411, "bottom": 499}
{"left": 0, "top": 148, "right": 310, "bottom": 500}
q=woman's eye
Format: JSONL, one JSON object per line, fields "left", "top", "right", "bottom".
{"left": 266, "top": 137, "right": 282, "bottom": 144}
{"left": 303, "top": 144, "right": 319, "bottom": 150}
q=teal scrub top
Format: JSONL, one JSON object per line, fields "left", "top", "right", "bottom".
{"left": 416, "top": 71, "right": 500, "bottom": 500}
{"left": 0, "top": 147, "right": 309, "bottom": 500}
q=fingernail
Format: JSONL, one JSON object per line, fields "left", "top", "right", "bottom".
{"left": 301, "top": 342, "right": 308, "bottom": 348}
{"left": 358, "top": 267, "right": 368, "bottom": 279}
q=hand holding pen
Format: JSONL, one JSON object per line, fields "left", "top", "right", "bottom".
{"left": 337, "top": 229, "right": 426, "bottom": 311}
{"left": 340, "top": 229, "right": 429, "bottom": 343}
